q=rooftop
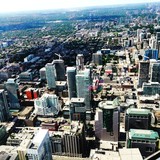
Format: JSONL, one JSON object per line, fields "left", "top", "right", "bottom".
{"left": 32, "top": 129, "right": 48, "bottom": 145}
{"left": 71, "top": 98, "right": 85, "bottom": 103}
{"left": 90, "top": 149, "right": 120, "bottom": 160}
{"left": 119, "top": 148, "right": 143, "bottom": 160}
{"left": 98, "top": 100, "right": 118, "bottom": 109}
{"left": 129, "top": 129, "right": 159, "bottom": 140}
{"left": 58, "top": 121, "right": 83, "bottom": 135}
{"left": 126, "top": 108, "right": 151, "bottom": 115}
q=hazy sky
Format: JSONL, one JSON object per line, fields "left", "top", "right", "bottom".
{"left": 0, "top": 0, "right": 160, "bottom": 13}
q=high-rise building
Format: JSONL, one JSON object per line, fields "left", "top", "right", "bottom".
{"left": 76, "top": 54, "right": 84, "bottom": 71}
{"left": 92, "top": 52, "right": 103, "bottom": 65}
{"left": 125, "top": 108, "right": 151, "bottom": 131}
{"left": 76, "top": 68, "right": 91, "bottom": 110}
{"left": 39, "top": 67, "right": 46, "bottom": 81}
{"left": 26, "top": 129, "right": 52, "bottom": 160}
{"left": 0, "top": 89, "right": 10, "bottom": 122}
{"left": 157, "top": 41, "right": 160, "bottom": 58}
{"left": 34, "top": 93, "right": 60, "bottom": 116}
{"left": 138, "top": 61, "right": 150, "bottom": 88}
{"left": 95, "top": 100, "right": 120, "bottom": 143}
{"left": 70, "top": 98, "right": 86, "bottom": 122}
{"left": 50, "top": 121, "right": 86, "bottom": 157}
{"left": 156, "top": 32, "right": 160, "bottom": 58}
{"left": 45, "top": 63, "right": 56, "bottom": 89}
{"left": 66, "top": 67, "right": 77, "bottom": 99}
{"left": 52, "top": 59, "right": 65, "bottom": 81}
{"left": 5, "top": 78, "right": 20, "bottom": 109}
{"left": 137, "top": 29, "right": 142, "bottom": 42}
{"left": 156, "top": 32, "right": 160, "bottom": 42}
{"left": 151, "top": 63, "right": 160, "bottom": 83}
{"left": 127, "top": 129, "right": 159, "bottom": 158}
{"left": 140, "top": 32, "right": 146, "bottom": 42}
{"left": 0, "top": 125, "right": 7, "bottom": 144}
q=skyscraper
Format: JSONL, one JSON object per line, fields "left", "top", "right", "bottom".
{"left": 5, "top": 78, "right": 20, "bottom": 109}
{"left": 67, "top": 67, "right": 77, "bottom": 99}
{"left": 76, "top": 54, "right": 84, "bottom": 71}
{"left": 95, "top": 100, "right": 120, "bottom": 142}
{"left": 50, "top": 121, "right": 86, "bottom": 157}
{"left": 45, "top": 63, "right": 56, "bottom": 89}
{"left": 137, "top": 29, "right": 142, "bottom": 42}
{"left": 39, "top": 67, "right": 46, "bottom": 81}
{"left": 92, "top": 52, "right": 103, "bottom": 65}
{"left": 156, "top": 32, "right": 160, "bottom": 58}
{"left": 138, "top": 61, "right": 150, "bottom": 88}
{"left": 151, "top": 63, "right": 160, "bottom": 83}
{"left": 76, "top": 68, "right": 91, "bottom": 110}
{"left": 0, "top": 89, "right": 10, "bottom": 122}
{"left": 52, "top": 59, "right": 65, "bottom": 81}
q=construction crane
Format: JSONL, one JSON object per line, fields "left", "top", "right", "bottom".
{"left": 55, "top": 53, "right": 62, "bottom": 59}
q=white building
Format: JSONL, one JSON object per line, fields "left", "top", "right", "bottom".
{"left": 27, "top": 129, "right": 52, "bottom": 160}
{"left": 34, "top": 93, "right": 60, "bottom": 116}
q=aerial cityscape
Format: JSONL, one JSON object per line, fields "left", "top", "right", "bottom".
{"left": 1, "top": 1, "right": 160, "bottom": 160}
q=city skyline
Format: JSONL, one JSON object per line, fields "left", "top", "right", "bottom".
{"left": 0, "top": 0, "right": 160, "bottom": 13}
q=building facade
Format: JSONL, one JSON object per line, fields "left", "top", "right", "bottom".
{"left": 95, "top": 100, "right": 120, "bottom": 142}
{"left": 76, "top": 54, "right": 84, "bottom": 71}
{"left": 45, "top": 63, "right": 56, "bottom": 89}
{"left": 151, "top": 63, "right": 160, "bottom": 83}
{"left": 5, "top": 78, "right": 20, "bottom": 109}
{"left": 34, "top": 93, "right": 60, "bottom": 116}
{"left": 53, "top": 59, "right": 65, "bottom": 81}
{"left": 127, "top": 129, "right": 159, "bottom": 158}
{"left": 66, "top": 67, "right": 77, "bottom": 99}
{"left": 76, "top": 68, "right": 91, "bottom": 110}
{"left": 138, "top": 61, "right": 150, "bottom": 88}
{"left": 70, "top": 98, "right": 86, "bottom": 122}
{"left": 0, "top": 89, "right": 10, "bottom": 121}
{"left": 26, "top": 129, "right": 52, "bottom": 160}
{"left": 125, "top": 108, "right": 151, "bottom": 131}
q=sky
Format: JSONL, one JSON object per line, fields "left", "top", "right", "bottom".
{"left": 0, "top": 0, "right": 160, "bottom": 13}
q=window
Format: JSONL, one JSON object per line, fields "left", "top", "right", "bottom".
{"left": 146, "top": 147, "right": 153, "bottom": 152}
{"left": 73, "top": 113, "right": 80, "bottom": 120}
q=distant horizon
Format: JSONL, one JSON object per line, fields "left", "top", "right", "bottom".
{"left": 0, "top": 0, "right": 160, "bottom": 14}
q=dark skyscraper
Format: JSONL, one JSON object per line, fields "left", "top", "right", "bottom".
{"left": 0, "top": 89, "right": 10, "bottom": 121}
{"left": 5, "top": 78, "right": 20, "bottom": 109}
{"left": 67, "top": 67, "right": 77, "bottom": 99}
{"left": 53, "top": 59, "right": 65, "bottom": 81}
{"left": 138, "top": 61, "right": 149, "bottom": 88}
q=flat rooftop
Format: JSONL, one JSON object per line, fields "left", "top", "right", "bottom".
{"left": 119, "top": 148, "right": 143, "bottom": 160}
{"left": 129, "top": 129, "right": 159, "bottom": 140}
{"left": 126, "top": 108, "right": 151, "bottom": 115}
